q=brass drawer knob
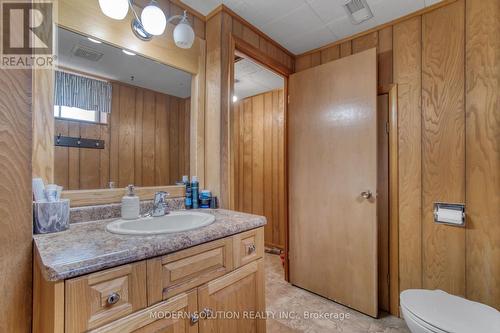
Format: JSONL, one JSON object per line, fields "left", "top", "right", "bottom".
{"left": 107, "top": 292, "right": 121, "bottom": 305}
{"left": 190, "top": 313, "right": 199, "bottom": 325}
{"left": 247, "top": 244, "right": 256, "bottom": 255}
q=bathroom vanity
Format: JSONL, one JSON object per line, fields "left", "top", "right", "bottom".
{"left": 33, "top": 209, "right": 266, "bottom": 333}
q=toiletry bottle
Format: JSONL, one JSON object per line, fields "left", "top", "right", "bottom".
{"left": 121, "top": 185, "right": 140, "bottom": 220}
{"left": 199, "top": 190, "right": 211, "bottom": 208}
{"left": 191, "top": 176, "right": 199, "bottom": 209}
{"left": 183, "top": 176, "right": 192, "bottom": 209}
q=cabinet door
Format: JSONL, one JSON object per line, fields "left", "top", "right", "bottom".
{"left": 65, "top": 261, "right": 148, "bottom": 333}
{"left": 198, "top": 259, "right": 265, "bottom": 333}
{"left": 89, "top": 290, "right": 198, "bottom": 333}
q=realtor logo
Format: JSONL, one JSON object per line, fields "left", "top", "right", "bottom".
{"left": 1, "top": 0, "right": 55, "bottom": 68}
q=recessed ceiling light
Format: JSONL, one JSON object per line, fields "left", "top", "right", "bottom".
{"left": 122, "top": 49, "right": 136, "bottom": 56}
{"left": 87, "top": 37, "right": 102, "bottom": 44}
{"left": 232, "top": 95, "right": 238, "bottom": 103}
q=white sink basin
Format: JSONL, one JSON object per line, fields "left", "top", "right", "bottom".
{"left": 106, "top": 211, "right": 215, "bottom": 235}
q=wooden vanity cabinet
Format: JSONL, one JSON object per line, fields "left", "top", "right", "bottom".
{"left": 33, "top": 227, "right": 265, "bottom": 333}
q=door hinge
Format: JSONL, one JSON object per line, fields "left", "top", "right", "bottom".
{"left": 385, "top": 122, "right": 389, "bottom": 134}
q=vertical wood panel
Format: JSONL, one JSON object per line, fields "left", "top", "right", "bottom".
{"left": 54, "top": 120, "right": 69, "bottom": 189}
{"left": 377, "top": 94, "right": 390, "bottom": 312}
{"left": 378, "top": 26, "right": 393, "bottom": 86}
{"left": 177, "top": 99, "right": 189, "bottom": 179}
{"left": 169, "top": 97, "right": 179, "bottom": 183}
{"left": 340, "top": 41, "right": 352, "bottom": 58}
{"left": 295, "top": 55, "right": 311, "bottom": 72}
{"left": 134, "top": 89, "right": 144, "bottom": 187}
{"left": 118, "top": 85, "right": 136, "bottom": 187}
{"left": 79, "top": 123, "right": 101, "bottom": 189}
{"left": 142, "top": 90, "right": 156, "bottom": 186}
{"left": 421, "top": 0, "right": 465, "bottom": 295}
{"left": 0, "top": 68, "right": 32, "bottom": 333}
{"left": 242, "top": 99, "right": 253, "bottom": 213}
{"left": 99, "top": 123, "right": 110, "bottom": 189}
{"left": 68, "top": 122, "right": 80, "bottom": 190}
{"left": 251, "top": 94, "right": 264, "bottom": 217}
{"left": 263, "top": 92, "right": 273, "bottom": 243}
{"left": 320, "top": 45, "right": 340, "bottom": 64}
{"left": 276, "top": 90, "right": 286, "bottom": 248}
{"left": 155, "top": 93, "right": 169, "bottom": 185}
{"left": 184, "top": 98, "right": 191, "bottom": 176}
{"left": 352, "top": 31, "right": 378, "bottom": 54}
{"left": 109, "top": 83, "right": 120, "bottom": 185}
{"left": 465, "top": 0, "right": 500, "bottom": 309}
{"left": 393, "top": 16, "right": 423, "bottom": 292}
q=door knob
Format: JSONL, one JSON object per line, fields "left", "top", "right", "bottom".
{"left": 360, "top": 190, "right": 372, "bottom": 199}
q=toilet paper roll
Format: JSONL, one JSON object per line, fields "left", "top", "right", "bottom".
{"left": 436, "top": 208, "right": 463, "bottom": 225}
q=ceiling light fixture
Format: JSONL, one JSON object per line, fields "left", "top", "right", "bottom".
{"left": 98, "top": 0, "right": 129, "bottom": 20}
{"left": 232, "top": 95, "right": 238, "bottom": 103}
{"left": 87, "top": 37, "right": 102, "bottom": 44}
{"left": 122, "top": 49, "right": 136, "bottom": 56}
{"left": 98, "top": 0, "right": 195, "bottom": 48}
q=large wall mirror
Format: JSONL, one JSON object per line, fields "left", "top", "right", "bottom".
{"left": 54, "top": 26, "right": 193, "bottom": 190}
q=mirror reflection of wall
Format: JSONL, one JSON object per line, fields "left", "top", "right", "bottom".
{"left": 54, "top": 27, "right": 192, "bottom": 190}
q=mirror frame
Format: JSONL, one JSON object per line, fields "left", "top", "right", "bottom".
{"left": 32, "top": 0, "right": 205, "bottom": 205}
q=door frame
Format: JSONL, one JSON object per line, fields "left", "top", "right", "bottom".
{"left": 228, "top": 35, "right": 291, "bottom": 280}
{"left": 379, "top": 84, "right": 399, "bottom": 316}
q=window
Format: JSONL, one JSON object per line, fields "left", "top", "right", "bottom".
{"left": 54, "top": 105, "right": 107, "bottom": 124}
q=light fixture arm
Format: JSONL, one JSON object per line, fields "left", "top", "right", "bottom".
{"left": 166, "top": 11, "right": 189, "bottom": 25}
{"left": 127, "top": 0, "right": 142, "bottom": 25}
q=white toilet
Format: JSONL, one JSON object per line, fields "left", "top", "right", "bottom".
{"left": 400, "top": 289, "right": 500, "bottom": 333}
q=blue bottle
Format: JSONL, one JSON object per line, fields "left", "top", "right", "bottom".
{"left": 191, "top": 176, "right": 199, "bottom": 209}
{"left": 182, "top": 175, "right": 192, "bottom": 209}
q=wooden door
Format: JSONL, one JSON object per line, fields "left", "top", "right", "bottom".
{"left": 198, "top": 260, "right": 265, "bottom": 333}
{"left": 288, "top": 48, "right": 378, "bottom": 317}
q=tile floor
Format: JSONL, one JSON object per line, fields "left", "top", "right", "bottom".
{"left": 265, "top": 253, "right": 411, "bottom": 333}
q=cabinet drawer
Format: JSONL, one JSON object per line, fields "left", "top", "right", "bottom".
{"left": 89, "top": 290, "right": 198, "bottom": 333}
{"left": 147, "top": 237, "right": 233, "bottom": 304}
{"left": 233, "top": 228, "right": 264, "bottom": 268}
{"left": 65, "top": 261, "right": 147, "bottom": 333}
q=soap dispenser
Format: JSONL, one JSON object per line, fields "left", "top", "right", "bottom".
{"left": 121, "top": 185, "right": 140, "bottom": 220}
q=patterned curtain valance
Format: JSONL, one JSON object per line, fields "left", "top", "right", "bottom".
{"left": 54, "top": 70, "right": 112, "bottom": 113}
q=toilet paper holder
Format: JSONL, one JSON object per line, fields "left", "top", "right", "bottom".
{"left": 434, "top": 202, "right": 466, "bottom": 227}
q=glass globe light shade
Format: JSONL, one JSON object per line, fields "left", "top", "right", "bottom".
{"left": 98, "top": 0, "right": 129, "bottom": 20}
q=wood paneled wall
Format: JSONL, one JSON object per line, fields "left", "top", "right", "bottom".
{"left": 294, "top": 0, "right": 499, "bottom": 310}
{"left": 464, "top": 0, "right": 499, "bottom": 308}
{"left": 0, "top": 70, "right": 32, "bottom": 332}
{"left": 54, "top": 83, "right": 190, "bottom": 190}
{"left": 232, "top": 90, "right": 286, "bottom": 249}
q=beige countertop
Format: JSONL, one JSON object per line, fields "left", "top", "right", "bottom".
{"left": 34, "top": 209, "right": 266, "bottom": 281}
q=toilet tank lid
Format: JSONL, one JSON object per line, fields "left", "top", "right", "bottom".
{"left": 400, "top": 289, "right": 500, "bottom": 333}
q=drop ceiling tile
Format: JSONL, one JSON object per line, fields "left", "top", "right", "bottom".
{"left": 181, "top": 0, "right": 221, "bottom": 15}
{"left": 283, "top": 26, "right": 337, "bottom": 54}
{"left": 304, "top": 0, "right": 348, "bottom": 24}
{"left": 369, "top": 0, "right": 425, "bottom": 24}
{"left": 326, "top": 15, "right": 378, "bottom": 40}
{"left": 262, "top": 3, "right": 326, "bottom": 43}
{"left": 228, "top": 0, "right": 305, "bottom": 28}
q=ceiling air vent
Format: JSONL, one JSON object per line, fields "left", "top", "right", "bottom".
{"left": 72, "top": 44, "right": 104, "bottom": 62}
{"left": 343, "top": 0, "right": 373, "bottom": 25}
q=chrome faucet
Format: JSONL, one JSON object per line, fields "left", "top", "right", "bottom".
{"left": 152, "top": 191, "right": 170, "bottom": 217}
